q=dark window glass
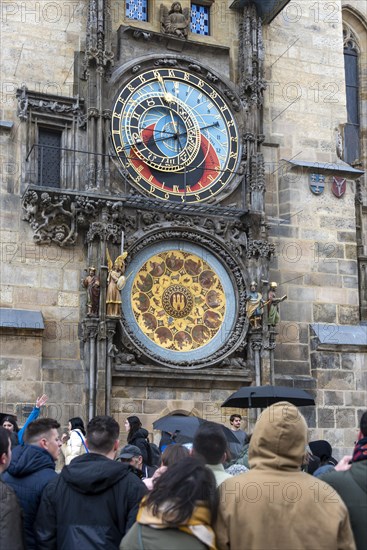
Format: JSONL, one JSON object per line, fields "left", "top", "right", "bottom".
{"left": 343, "top": 45, "right": 360, "bottom": 164}
{"left": 38, "top": 128, "right": 61, "bottom": 187}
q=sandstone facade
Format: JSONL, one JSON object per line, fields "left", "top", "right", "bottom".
{"left": 0, "top": 0, "right": 366, "bottom": 454}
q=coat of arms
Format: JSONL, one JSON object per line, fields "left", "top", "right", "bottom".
{"left": 332, "top": 176, "right": 346, "bottom": 198}
{"left": 309, "top": 174, "right": 325, "bottom": 195}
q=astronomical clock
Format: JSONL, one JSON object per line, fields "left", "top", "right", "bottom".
{"left": 111, "top": 56, "right": 248, "bottom": 369}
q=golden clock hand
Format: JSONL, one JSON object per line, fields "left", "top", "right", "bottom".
{"left": 157, "top": 74, "right": 174, "bottom": 104}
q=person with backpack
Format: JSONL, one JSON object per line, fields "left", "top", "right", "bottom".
{"left": 125, "top": 416, "right": 160, "bottom": 467}
{"left": 61, "top": 417, "right": 88, "bottom": 465}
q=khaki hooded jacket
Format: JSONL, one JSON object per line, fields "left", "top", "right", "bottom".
{"left": 215, "top": 402, "right": 356, "bottom": 550}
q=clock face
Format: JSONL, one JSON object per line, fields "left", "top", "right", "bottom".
{"left": 112, "top": 68, "right": 240, "bottom": 202}
{"left": 121, "top": 240, "right": 237, "bottom": 365}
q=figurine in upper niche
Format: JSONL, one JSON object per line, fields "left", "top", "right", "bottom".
{"left": 246, "top": 281, "right": 263, "bottom": 329}
{"left": 160, "top": 2, "right": 190, "bottom": 39}
{"left": 82, "top": 266, "right": 100, "bottom": 317}
{"left": 106, "top": 249, "right": 128, "bottom": 317}
{"left": 267, "top": 282, "right": 287, "bottom": 327}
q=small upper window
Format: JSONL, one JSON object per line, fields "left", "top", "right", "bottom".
{"left": 126, "top": 0, "right": 148, "bottom": 21}
{"left": 38, "top": 128, "right": 61, "bottom": 188}
{"left": 190, "top": 3, "right": 209, "bottom": 35}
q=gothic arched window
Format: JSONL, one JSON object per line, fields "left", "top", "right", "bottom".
{"left": 343, "top": 27, "right": 360, "bottom": 164}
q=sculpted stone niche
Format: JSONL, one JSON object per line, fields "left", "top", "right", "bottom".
{"left": 160, "top": 2, "right": 190, "bottom": 39}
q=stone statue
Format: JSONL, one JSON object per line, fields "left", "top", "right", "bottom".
{"left": 160, "top": 2, "right": 190, "bottom": 39}
{"left": 82, "top": 266, "right": 100, "bottom": 317}
{"left": 246, "top": 281, "right": 263, "bottom": 329}
{"left": 106, "top": 249, "right": 128, "bottom": 317}
{"left": 267, "top": 282, "right": 287, "bottom": 326}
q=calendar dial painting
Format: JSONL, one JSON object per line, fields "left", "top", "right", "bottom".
{"left": 122, "top": 241, "right": 237, "bottom": 365}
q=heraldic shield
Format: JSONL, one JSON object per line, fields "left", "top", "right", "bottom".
{"left": 332, "top": 176, "right": 346, "bottom": 198}
{"left": 309, "top": 174, "right": 325, "bottom": 195}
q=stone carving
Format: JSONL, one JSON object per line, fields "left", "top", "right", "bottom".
{"left": 154, "top": 58, "right": 178, "bottom": 67}
{"left": 132, "top": 30, "right": 152, "bottom": 41}
{"left": 335, "top": 128, "right": 343, "bottom": 159}
{"left": 238, "top": 5, "right": 266, "bottom": 105}
{"left": 247, "top": 240, "right": 275, "bottom": 259}
{"left": 267, "top": 282, "right": 287, "bottom": 327}
{"left": 16, "top": 86, "right": 84, "bottom": 124}
{"left": 246, "top": 281, "right": 263, "bottom": 329}
{"left": 106, "top": 249, "right": 127, "bottom": 317}
{"left": 160, "top": 2, "right": 190, "bottom": 39}
{"left": 82, "top": 267, "right": 100, "bottom": 317}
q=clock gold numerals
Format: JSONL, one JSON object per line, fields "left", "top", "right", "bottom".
{"left": 112, "top": 67, "right": 240, "bottom": 203}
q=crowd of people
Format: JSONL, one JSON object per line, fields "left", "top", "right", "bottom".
{"left": 0, "top": 397, "right": 366, "bottom": 550}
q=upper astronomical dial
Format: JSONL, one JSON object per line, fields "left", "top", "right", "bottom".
{"left": 112, "top": 68, "right": 240, "bottom": 203}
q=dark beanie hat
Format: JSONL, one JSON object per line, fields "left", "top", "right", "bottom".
{"left": 309, "top": 440, "right": 332, "bottom": 460}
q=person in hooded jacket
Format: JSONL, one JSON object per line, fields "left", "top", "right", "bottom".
{"left": 35, "top": 415, "right": 147, "bottom": 550}
{"left": 215, "top": 401, "right": 356, "bottom": 550}
{"left": 320, "top": 410, "right": 367, "bottom": 550}
{"left": 2, "top": 418, "right": 61, "bottom": 550}
{"left": 125, "top": 415, "right": 151, "bottom": 466}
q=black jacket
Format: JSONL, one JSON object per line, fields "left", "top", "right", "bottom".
{"left": 0, "top": 477, "right": 25, "bottom": 550}
{"left": 128, "top": 428, "right": 150, "bottom": 465}
{"left": 321, "top": 461, "right": 367, "bottom": 550}
{"left": 2, "top": 444, "right": 57, "bottom": 549}
{"left": 35, "top": 453, "right": 147, "bottom": 550}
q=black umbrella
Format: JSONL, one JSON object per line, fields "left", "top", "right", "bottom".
{"left": 153, "top": 414, "right": 239, "bottom": 443}
{"left": 221, "top": 385, "right": 315, "bottom": 409}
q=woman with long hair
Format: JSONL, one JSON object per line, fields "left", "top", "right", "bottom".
{"left": 143, "top": 444, "right": 189, "bottom": 490}
{"left": 125, "top": 416, "right": 151, "bottom": 466}
{"left": 61, "top": 417, "right": 88, "bottom": 465}
{"left": 120, "top": 456, "right": 218, "bottom": 550}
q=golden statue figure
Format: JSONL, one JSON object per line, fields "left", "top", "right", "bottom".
{"left": 106, "top": 249, "right": 128, "bottom": 317}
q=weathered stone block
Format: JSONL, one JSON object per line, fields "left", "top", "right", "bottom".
{"left": 143, "top": 399, "right": 168, "bottom": 414}
{"left": 338, "top": 260, "right": 358, "bottom": 276}
{"left": 313, "top": 303, "right": 337, "bottom": 323}
{"left": 344, "top": 392, "right": 367, "bottom": 407}
{"left": 337, "top": 231, "right": 356, "bottom": 243}
{"left": 0, "top": 335, "right": 42, "bottom": 357}
{"left": 342, "top": 276, "right": 358, "bottom": 288}
{"left": 112, "top": 386, "right": 147, "bottom": 399}
{"left": 338, "top": 305, "right": 359, "bottom": 325}
{"left": 274, "top": 343, "right": 309, "bottom": 362}
{"left": 147, "top": 388, "right": 177, "bottom": 400}
{"left": 345, "top": 245, "right": 357, "bottom": 260}
{"left": 341, "top": 354, "right": 357, "bottom": 371}
{"left": 318, "top": 407, "right": 335, "bottom": 428}
{"left": 279, "top": 301, "right": 312, "bottom": 322}
{"left": 23, "top": 358, "right": 41, "bottom": 381}
{"left": 57, "top": 292, "right": 79, "bottom": 308}
{"left": 322, "top": 429, "right": 344, "bottom": 451}
{"left": 335, "top": 408, "right": 356, "bottom": 429}
{"left": 311, "top": 351, "right": 341, "bottom": 369}
{"left": 315, "top": 370, "right": 354, "bottom": 390}
{"left": 304, "top": 273, "right": 342, "bottom": 287}
{"left": 323, "top": 391, "right": 344, "bottom": 406}
{"left": 0, "top": 358, "right": 22, "bottom": 380}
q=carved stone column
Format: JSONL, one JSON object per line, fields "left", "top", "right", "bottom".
{"left": 106, "top": 318, "right": 117, "bottom": 415}
{"left": 83, "top": 318, "right": 99, "bottom": 420}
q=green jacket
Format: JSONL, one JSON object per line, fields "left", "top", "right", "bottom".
{"left": 321, "top": 461, "right": 367, "bottom": 550}
{"left": 120, "top": 523, "right": 209, "bottom": 550}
